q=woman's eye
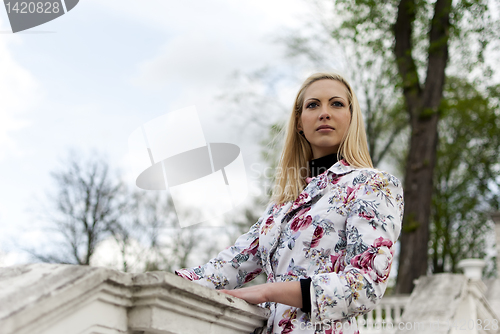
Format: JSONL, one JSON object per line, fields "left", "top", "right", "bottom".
{"left": 307, "top": 102, "right": 318, "bottom": 109}
{"left": 333, "top": 101, "right": 344, "bottom": 107}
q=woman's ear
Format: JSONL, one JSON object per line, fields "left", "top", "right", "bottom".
{"left": 297, "top": 120, "right": 303, "bottom": 132}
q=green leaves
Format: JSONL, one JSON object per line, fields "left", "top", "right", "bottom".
{"left": 430, "top": 76, "right": 500, "bottom": 274}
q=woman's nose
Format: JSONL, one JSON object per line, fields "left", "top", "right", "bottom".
{"left": 319, "top": 108, "right": 331, "bottom": 120}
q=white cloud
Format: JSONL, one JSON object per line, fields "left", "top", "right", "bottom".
{"left": 88, "top": 0, "right": 309, "bottom": 35}
{"left": 0, "top": 29, "right": 42, "bottom": 161}
{"left": 86, "top": 0, "right": 308, "bottom": 90}
{"left": 131, "top": 31, "right": 248, "bottom": 88}
{"left": 0, "top": 0, "right": 313, "bottom": 267}
{"left": 129, "top": 22, "right": 286, "bottom": 90}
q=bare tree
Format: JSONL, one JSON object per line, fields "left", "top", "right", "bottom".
{"left": 127, "top": 191, "right": 201, "bottom": 272}
{"left": 108, "top": 189, "right": 214, "bottom": 273}
{"left": 32, "top": 151, "right": 129, "bottom": 265}
{"left": 27, "top": 150, "right": 224, "bottom": 274}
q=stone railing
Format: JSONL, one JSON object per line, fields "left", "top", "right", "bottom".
{"left": 0, "top": 263, "right": 269, "bottom": 334}
{"left": 358, "top": 261, "right": 500, "bottom": 334}
{"left": 357, "top": 295, "right": 411, "bottom": 334}
{"left": 394, "top": 273, "right": 499, "bottom": 334}
{"left": 2, "top": 262, "right": 500, "bottom": 334}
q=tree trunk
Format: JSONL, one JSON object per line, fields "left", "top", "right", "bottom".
{"left": 394, "top": 0, "right": 452, "bottom": 294}
{"left": 396, "top": 114, "right": 439, "bottom": 293}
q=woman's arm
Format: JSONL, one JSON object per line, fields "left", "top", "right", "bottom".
{"left": 220, "top": 281, "right": 303, "bottom": 308}
{"left": 175, "top": 202, "right": 274, "bottom": 290}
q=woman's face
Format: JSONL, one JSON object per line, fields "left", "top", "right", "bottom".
{"left": 298, "top": 79, "right": 352, "bottom": 159}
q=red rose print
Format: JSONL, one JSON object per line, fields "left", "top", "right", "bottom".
{"left": 373, "top": 237, "right": 393, "bottom": 248}
{"left": 243, "top": 238, "right": 259, "bottom": 255}
{"left": 290, "top": 207, "right": 312, "bottom": 232}
{"left": 296, "top": 193, "right": 309, "bottom": 202}
{"left": 317, "top": 174, "right": 329, "bottom": 189}
{"left": 359, "top": 211, "right": 375, "bottom": 220}
{"left": 344, "top": 186, "right": 356, "bottom": 204}
{"left": 310, "top": 226, "right": 324, "bottom": 248}
{"left": 261, "top": 215, "right": 274, "bottom": 235}
{"left": 291, "top": 193, "right": 310, "bottom": 210}
{"left": 350, "top": 238, "right": 394, "bottom": 283}
{"left": 330, "top": 251, "right": 346, "bottom": 273}
{"left": 244, "top": 268, "right": 262, "bottom": 283}
{"left": 278, "top": 309, "right": 297, "bottom": 334}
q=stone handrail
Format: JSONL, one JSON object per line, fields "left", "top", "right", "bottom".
{"left": 394, "top": 273, "right": 499, "bottom": 334}
{"left": 0, "top": 263, "right": 270, "bottom": 334}
{"left": 3, "top": 264, "right": 500, "bottom": 334}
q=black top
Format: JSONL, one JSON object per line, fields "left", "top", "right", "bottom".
{"left": 308, "top": 153, "right": 339, "bottom": 178}
{"left": 300, "top": 153, "right": 339, "bottom": 313}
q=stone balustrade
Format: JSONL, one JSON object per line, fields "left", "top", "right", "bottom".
{"left": 2, "top": 262, "right": 500, "bottom": 334}
{"left": 0, "top": 263, "right": 269, "bottom": 334}
{"left": 358, "top": 295, "right": 411, "bottom": 334}
{"left": 394, "top": 273, "right": 499, "bottom": 334}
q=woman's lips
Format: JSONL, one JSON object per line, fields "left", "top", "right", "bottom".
{"left": 317, "top": 128, "right": 334, "bottom": 132}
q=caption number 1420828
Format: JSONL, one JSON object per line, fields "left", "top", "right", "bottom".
{"left": 5, "top": 2, "right": 61, "bottom": 14}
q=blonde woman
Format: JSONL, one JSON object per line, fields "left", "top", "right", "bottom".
{"left": 176, "top": 72, "right": 404, "bottom": 334}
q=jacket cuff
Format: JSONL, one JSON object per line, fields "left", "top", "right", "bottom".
{"left": 300, "top": 277, "right": 312, "bottom": 313}
{"left": 174, "top": 268, "right": 200, "bottom": 281}
{"left": 310, "top": 273, "right": 348, "bottom": 322}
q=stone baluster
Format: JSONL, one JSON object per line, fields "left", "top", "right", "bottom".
{"left": 394, "top": 303, "right": 402, "bottom": 326}
{"left": 384, "top": 302, "right": 393, "bottom": 327}
{"left": 490, "top": 211, "right": 500, "bottom": 277}
{"left": 357, "top": 315, "right": 367, "bottom": 331}
{"left": 366, "top": 309, "right": 374, "bottom": 330}
{"left": 374, "top": 304, "right": 383, "bottom": 329}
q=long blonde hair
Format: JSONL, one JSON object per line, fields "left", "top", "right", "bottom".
{"left": 270, "top": 72, "right": 373, "bottom": 205}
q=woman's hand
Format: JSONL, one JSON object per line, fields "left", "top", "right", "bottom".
{"left": 219, "top": 281, "right": 303, "bottom": 308}
{"left": 219, "top": 284, "right": 270, "bottom": 304}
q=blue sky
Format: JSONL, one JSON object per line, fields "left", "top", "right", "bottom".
{"left": 0, "top": 0, "right": 323, "bottom": 265}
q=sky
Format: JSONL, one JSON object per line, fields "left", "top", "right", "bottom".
{"left": 0, "top": 0, "right": 497, "bottom": 289}
{"left": 3, "top": 0, "right": 496, "bottom": 272}
{"left": 0, "top": 0, "right": 330, "bottom": 266}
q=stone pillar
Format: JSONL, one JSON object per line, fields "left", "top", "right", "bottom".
{"left": 457, "top": 259, "right": 486, "bottom": 281}
{"left": 490, "top": 211, "right": 500, "bottom": 276}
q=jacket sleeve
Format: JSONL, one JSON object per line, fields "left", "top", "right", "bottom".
{"left": 175, "top": 203, "right": 273, "bottom": 290}
{"left": 310, "top": 170, "right": 404, "bottom": 322}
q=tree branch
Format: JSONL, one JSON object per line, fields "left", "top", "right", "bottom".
{"left": 394, "top": 0, "right": 421, "bottom": 117}
{"left": 422, "top": 0, "right": 452, "bottom": 111}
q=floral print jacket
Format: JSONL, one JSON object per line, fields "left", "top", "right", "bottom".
{"left": 176, "top": 161, "right": 404, "bottom": 334}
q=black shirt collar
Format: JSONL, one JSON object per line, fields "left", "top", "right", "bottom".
{"left": 308, "top": 153, "right": 339, "bottom": 178}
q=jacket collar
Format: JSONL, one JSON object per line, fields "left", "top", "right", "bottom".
{"left": 327, "top": 159, "right": 357, "bottom": 176}
{"left": 285, "top": 160, "right": 356, "bottom": 216}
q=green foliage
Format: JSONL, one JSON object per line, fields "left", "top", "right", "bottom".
{"left": 332, "top": 0, "right": 498, "bottom": 88}
{"left": 429, "top": 76, "right": 500, "bottom": 275}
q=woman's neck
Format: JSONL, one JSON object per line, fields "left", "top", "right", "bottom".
{"left": 308, "top": 153, "right": 339, "bottom": 177}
